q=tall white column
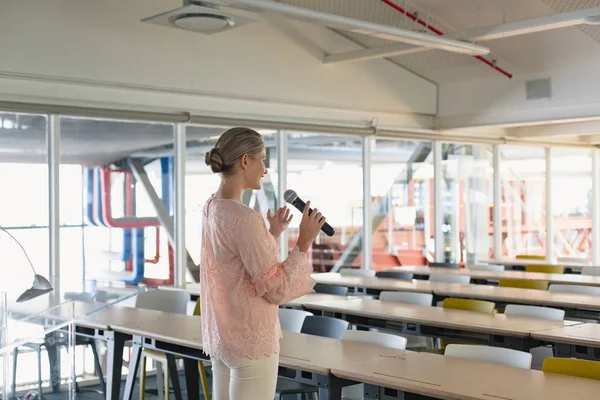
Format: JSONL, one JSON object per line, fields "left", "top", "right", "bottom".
{"left": 174, "top": 123, "right": 186, "bottom": 287}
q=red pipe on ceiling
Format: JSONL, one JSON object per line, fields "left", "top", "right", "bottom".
{"left": 379, "top": 0, "right": 513, "bottom": 79}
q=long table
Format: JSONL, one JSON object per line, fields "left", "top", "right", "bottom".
{"left": 333, "top": 350, "right": 600, "bottom": 400}
{"left": 303, "top": 298, "right": 580, "bottom": 351}
{"left": 391, "top": 266, "right": 600, "bottom": 287}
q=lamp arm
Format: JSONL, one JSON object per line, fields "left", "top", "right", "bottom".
{"left": 0, "top": 226, "right": 38, "bottom": 276}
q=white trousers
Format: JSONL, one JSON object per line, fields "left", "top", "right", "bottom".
{"left": 211, "top": 353, "right": 279, "bottom": 400}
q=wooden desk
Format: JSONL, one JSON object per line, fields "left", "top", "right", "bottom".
{"left": 393, "top": 266, "right": 600, "bottom": 287}
{"left": 283, "top": 293, "right": 358, "bottom": 308}
{"left": 532, "top": 323, "right": 600, "bottom": 361}
{"left": 332, "top": 351, "right": 600, "bottom": 400}
{"left": 303, "top": 298, "right": 579, "bottom": 350}
{"left": 312, "top": 273, "right": 466, "bottom": 293}
{"left": 434, "top": 284, "right": 600, "bottom": 313}
{"left": 158, "top": 283, "right": 201, "bottom": 297}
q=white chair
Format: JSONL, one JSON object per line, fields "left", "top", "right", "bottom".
{"left": 429, "top": 274, "right": 471, "bottom": 284}
{"left": 380, "top": 291, "right": 433, "bottom": 306}
{"left": 557, "top": 256, "right": 590, "bottom": 265}
{"left": 340, "top": 268, "right": 376, "bottom": 277}
{"left": 581, "top": 267, "right": 600, "bottom": 276}
{"left": 278, "top": 308, "right": 313, "bottom": 333}
{"left": 379, "top": 291, "right": 434, "bottom": 350}
{"left": 505, "top": 304, "right": 565, "bottom": 370}
{"left": 467, "top": 263, "right": 505, "bottom": 272}
{"left": 504, "top": 304, "right": 565, "bottom": 321}
{"left": 549, "top": 284, "right": 600, "bottom": 296}
{"left": 444, "top": 344, "right": 532, "bottom": 369}
{"left": 341, "top": 330, "right": 407, "bottom": 399}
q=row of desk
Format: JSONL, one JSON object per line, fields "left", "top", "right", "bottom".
{"left": 74, "top": 299, "right": 600, "bottom": 400}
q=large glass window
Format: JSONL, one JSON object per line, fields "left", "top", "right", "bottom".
{"left": 285, "top": 133, "right": 362, "bottom": 272}
{"left": 370, "top": 139, "right": 433, "bottom": 268}
{"left": 551, "top": 148, "right": 592, "bottom": 260}
{"left": 499, "top": 146, "right": 547, "bottom": 258}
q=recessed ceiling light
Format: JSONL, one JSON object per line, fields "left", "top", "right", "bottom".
{"left": 172, "top": 13, "right": 233, "bottom": 33}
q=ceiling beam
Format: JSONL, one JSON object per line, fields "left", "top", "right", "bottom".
{"left": 324, "top": 6, "right": 600, "bottom": 64}
{"left": 507, "top": 120, "right": 600, "bottom": 138}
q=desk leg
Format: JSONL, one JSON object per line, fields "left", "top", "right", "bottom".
{"left": 105, "top": 331, "right": 127, "bottom": 400}
{"left": 122, "top": 339, "right": 142, "bottom": 400}
{"left": 166, "top": 354, "right": 183, "bottom": 400}
{"left": 328, "top": 375, "right": 355, "bottom": 400}
{"left": 184, "top": 358, "right": 200, "bottom": 400}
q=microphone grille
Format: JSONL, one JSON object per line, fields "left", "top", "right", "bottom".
{"left": 283, "top": 189, "right": 297, "bottom": 204}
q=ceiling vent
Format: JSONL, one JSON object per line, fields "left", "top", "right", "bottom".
{"left": 141, "top": 1, "right": 256, "bottom": 35}
{"left": 526, "top": 78, "right": 552, "bottom": 100}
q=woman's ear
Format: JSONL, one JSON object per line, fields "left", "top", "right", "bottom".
{"left": 240, "top": 154, "right": 249, "bottom": 170}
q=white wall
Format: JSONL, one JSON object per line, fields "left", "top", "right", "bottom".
{"left": 0, "top": 0, "right": 436, "bottom": 129}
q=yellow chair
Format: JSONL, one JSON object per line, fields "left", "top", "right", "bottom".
{"left": 499, "top": 279, "right": 549, "bottom": 291}
{"left": 436, "top": 298, "right": 496, "bottom": 351}
{"left": 525, "top": 264, "right": 565, "bottom": 274}
{"left": 139, "top": 298, "right": 210, "bottom": 400}
{"left": 542, "top": 357, "right": 600, "bottom": 381}
{"left": 516, "top": 254, "right": 546, "bottom": 261}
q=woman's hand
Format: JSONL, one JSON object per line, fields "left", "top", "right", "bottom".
{"left": 267, "top": 206, "right": 293, "bottom": 238}
{"left": 296, "top": 201, "right": 326, "bottom": 253}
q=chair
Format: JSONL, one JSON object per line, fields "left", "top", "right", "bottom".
{"left": 314, "top": 283, "right": 348, "bottom": 296}
{"left": 504, "top": 304, "right": 564, "bottom": 369}
{"left": 379, "top": 291, "right": 434, "bottom": 349}
{"left": 467, "top": 263, "right": 505, "bottom": 272}
{"left": 542, "top": 357, "right": 600, "bottom": 380}
{"left": 429, "top": 274, "right": 471, "bottom": 284}
{"left": 340, "top": 268, "right": 376, "bottom": 277}
{"left": 549, "top": 284, "right": 600, "bottom": 296}
{"left": 557, "top": 256, "right": 589, "bottom": 265}
{"left": 525, "top": 264, "right": 565, "bottom": 274}
{"left": 137, "top": 291, "right": 210, "bottom": 400}
{"left": 375, "top": 271, "right": 414, "bottom": 280}
{"left": 278, "top": 308, "right": 313, "bottom": 333}
{"left": 581, "top": 267, "right": 600, "bottom": 276}
{"left": 516, "top": 255, "right": 546, "bottom": 261}
{"left": 442, "top": 298, "right": 495, "bottom": 313}
{"left": 300, "top": 315, "right": 349, "bottom": 339}
{"left": 276, "top": 315, "right": 349, "bottom": 399}
{"left": 340, "top": 330, "right": 407, "bottom": 399}
{"left": 429, "top": 262, "right": 460, "bottom": 269}
{"left": 499, "top": 279, "right": 549, "bottom": 290}
{"left": 444, "top": 344, "right": 532, "bottom": 369}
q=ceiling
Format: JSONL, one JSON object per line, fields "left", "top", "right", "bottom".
{"left": 281, "top": 0, "right": 600, "bottom": 83}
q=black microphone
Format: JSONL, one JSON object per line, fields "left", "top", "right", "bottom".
{"left": 284, "top": 189, "right": 335, "bottom": 237}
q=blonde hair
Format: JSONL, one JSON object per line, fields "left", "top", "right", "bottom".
{"left": 204, "top": 127, "right": 264, "bottom": 174}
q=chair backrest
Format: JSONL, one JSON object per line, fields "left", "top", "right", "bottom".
{"left": 467, "top": 263, "right": 505, "bottom": 272}
{"left": 278, "top": 308, "right": 314, "bottom": 333}
{"left": 341, "top": 330, "right": 407, "bottom": 350}
{"left": 542, "top": 357, "right": 600, "bottom": 380}
{"left": 581, "top": 267, "right": 600, "bottom": 276}
{"left": 445, "top": 344, "right": 532, "bottom": 369}
{"left": 557, "top": 256, "right": 589, "bottom": 265}
{"left": 134, "top": 290, "right": 189, "bottom": 314}
{"left": 340, "top": 268, "right": 376, "bottom": 277}
{"left": 375, "top": 271, "right": 414, "bottom": 280}
{"left": 300, "top": 315, "right": 349, "bottom": 339}
{"left": 504, "top": 304, "right": 565, "bottom": 321}
{"left": 549, "top": 284, "right": 600, "bottom": 296}
{"left": 442, "top": 298, "right": 495, "bottom": 313}
{"left": 525, "top": 264, "right": 564, "bottom": 274}
{"left": 429, "top": 262, "right": 460, "bottom": 269}
{"left": 499, "top": 279, "right": 549, "bottom": 290}
{"left": 379, "top": 291, "right": 433, "bottom": 306}
{"left": 516, "top": 254, "right": 546, "bottom": 261}
{"left": 314, "top": 283, "right": 348, "bottom": 296}
{"left": 429, "top": 274, "right": 470, "bottom": 284}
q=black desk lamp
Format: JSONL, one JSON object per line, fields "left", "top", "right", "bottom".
{"left": 0, "top": 226, "right": 53, "bottom": 302}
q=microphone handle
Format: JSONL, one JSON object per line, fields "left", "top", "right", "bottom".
{"left": 291, "top": 198, "right": 335, "bottom": 237}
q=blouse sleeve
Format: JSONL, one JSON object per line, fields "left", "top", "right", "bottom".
{"left": 234, "top": 212, "right": 315, "bottom": 305}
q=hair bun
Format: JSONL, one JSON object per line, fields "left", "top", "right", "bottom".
{"left": 205, "top": 148, "right": 224, "bottom": 173}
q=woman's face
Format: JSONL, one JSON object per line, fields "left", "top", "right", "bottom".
{"left": 243, "top": 147, "right": 268, "bottom": 190}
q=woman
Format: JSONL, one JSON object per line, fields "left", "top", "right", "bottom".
{"left": 200, "top": 127, "right": 326, "bottom": 400}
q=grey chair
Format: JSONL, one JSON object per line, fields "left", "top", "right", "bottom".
{"left": 375, "top": 271, "right": 414, "bottom": 280}
{"left": 314, "top": 283, "right": 348, "bottom": 296}
{"left": 430, "top": 262, "right": 460, "bottom": 269}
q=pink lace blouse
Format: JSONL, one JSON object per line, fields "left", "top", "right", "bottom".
{"left": 199, "top": 196, "right": 315, "bottom": 360}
